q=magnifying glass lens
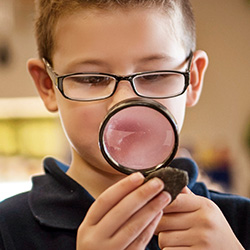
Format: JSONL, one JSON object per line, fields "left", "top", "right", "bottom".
{"left": 103, "top": 106, "right": 175, "bottom": 169}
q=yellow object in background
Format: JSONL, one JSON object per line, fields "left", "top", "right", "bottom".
{"left": 0, "top": 117, "right": 65, "bottom": 158}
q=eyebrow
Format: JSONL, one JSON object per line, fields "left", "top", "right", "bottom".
{"left": 136, "top": 54, "right": 176, "bottom": 64}
{"left": 65, "top": 53, "right": 177, "bottom": 72}
{"left": 67, "top": 59, "right": 108, "bottom": 69}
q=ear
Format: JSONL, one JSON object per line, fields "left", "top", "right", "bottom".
{"left": 186, "top": 50, "right": 209, "bottom": 107}
{"left": 27, "top": 59, "right": 58, "bottom": 112}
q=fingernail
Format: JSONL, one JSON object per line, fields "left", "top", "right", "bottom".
{"left": 130, "top": 172, "right": 144, "bottom": 183}
{"left": 148, "top": 177, "right": 164, "bottom": 189}
{"left": 159, "top": 191, "right": 171, "bottom": 203}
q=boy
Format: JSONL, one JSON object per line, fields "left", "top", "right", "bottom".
{"left": 0, "top": 0, "right": 249, "bottom": 249}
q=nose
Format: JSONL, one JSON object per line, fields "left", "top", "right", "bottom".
{"left": 107, "top": 80, "right": 138, "bottom": 109}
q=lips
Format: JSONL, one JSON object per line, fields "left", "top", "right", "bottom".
{"left": 103, "top": 106, "right": 175, "bottom": 170}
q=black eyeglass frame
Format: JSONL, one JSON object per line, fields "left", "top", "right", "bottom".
{"left": 43, "top": 51, "right": 193, "bottom": 102}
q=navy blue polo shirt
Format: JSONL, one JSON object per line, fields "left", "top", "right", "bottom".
{"left": 0, "top": 157, "right": 249, "bottom": 249}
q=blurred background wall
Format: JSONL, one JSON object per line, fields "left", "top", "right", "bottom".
{"left": 181, "top": 0, "right": 250, "bottom": 197}
{"left": 0, "top": 0, "right": 249, "bottom": 199}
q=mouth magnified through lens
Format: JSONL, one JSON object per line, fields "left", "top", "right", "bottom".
{"left": 99, "top": 98, "right": 179, "bottom": 176}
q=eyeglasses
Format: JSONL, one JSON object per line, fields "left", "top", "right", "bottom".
{"left": 43, "top": 52, "right": 193, "bottom": 102}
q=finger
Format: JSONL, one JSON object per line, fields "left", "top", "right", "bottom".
{"left": 126, "top": 211, "right": 163, "bottom": 250}
{"left": 159, "top": 230, "right": 193, "bottom": 248}
{"left": 114, "top": 191, "right": 171, "bottom": 248}
{"left": 100, "top": 178, "right": 168, "bottom": 237}
{"left": 155, "top": 211, "right": 194, "bottom": 234}
{"left": 181, "top": 186, "right": 192, "bottom": 194}
{"left": 163, "top": 191, "right": 200, "bottom": 214}
{"left": 86, "top": 172, "right": 145, "bottom": 225}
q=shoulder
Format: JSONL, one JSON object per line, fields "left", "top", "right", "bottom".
{"left": 0, "top": 192, "right": 31, "bottom": 224}
{"left": 0, "top": 191, "right": 37, "bottom": 238}
{"left": 192, "top": 182, "right": 250, "bottom": 212}
{"left": 192, "top": 182, "right": 250, "bottom": 220}
{"left": 209, "top": 189, "right": 250, "bottom": 208}
{"left": 0, "top": 191, "right": 29, "bottom": 212}
{"left": 0, "top": 192, "right": 33, "bottom": 248}
{"left": 209, "top": 190, "right": 250, "bottom": 227}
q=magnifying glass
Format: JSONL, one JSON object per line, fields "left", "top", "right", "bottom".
{"left": 99, "top": 98, "right": 179, "bottom": 176}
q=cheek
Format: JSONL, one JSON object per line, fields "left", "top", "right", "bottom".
{"left": 57, "top": 99, "right": 107, "bottom": 155}
{"left": 158, "top": 94, "right": 187, "bottom": 132}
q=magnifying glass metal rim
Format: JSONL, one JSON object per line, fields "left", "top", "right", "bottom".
{"left": 99, "top": 98, "right": 179, "bottom": 176}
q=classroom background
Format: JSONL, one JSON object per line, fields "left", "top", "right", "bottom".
{"left": 0, "top": 0, "right": 250, "bottom": 201}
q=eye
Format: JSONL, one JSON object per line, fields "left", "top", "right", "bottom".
{"left": 141, "top": 75, "right": 159, "bottom": 81}
{"left": 69, "top": 75, "right": 112, "bottom": 85}
{"left": 137, "top": 73, "right": 169, "bottom": 83}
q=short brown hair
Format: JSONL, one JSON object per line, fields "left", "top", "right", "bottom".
{"left": 34, "top": 0, "right": 196, "bottom": 63}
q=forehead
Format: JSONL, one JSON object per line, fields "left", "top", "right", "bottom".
{"left": 52, "top": 7, "right": 185, "bottom": 70}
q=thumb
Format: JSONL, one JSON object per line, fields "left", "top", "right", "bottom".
{"left": 181, "top": 186, "right": 192, "bottom": 194}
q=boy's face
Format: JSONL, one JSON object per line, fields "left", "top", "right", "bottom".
{"left": 31, "top": 8, "right": 206, "bottom": 174}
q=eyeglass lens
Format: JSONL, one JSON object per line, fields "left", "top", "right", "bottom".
{"left": 134, "top": 72, "right": 185, "bottom": 98}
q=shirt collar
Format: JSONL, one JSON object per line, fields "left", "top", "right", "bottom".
{"left": 169, "top": 157, "right": 199, "bottom": 189}
{"left": 29, "top": 157, "right": 95, "bottom": 230}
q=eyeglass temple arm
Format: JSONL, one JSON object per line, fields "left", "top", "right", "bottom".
{"left": 42, "top": 58, "right": 58, "bottom": 86}
{"left": 187, "top": 51, "right": 193, "bottom": 72}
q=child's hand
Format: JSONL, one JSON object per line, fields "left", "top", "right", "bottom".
{"left": 155, "top": 187, "right": 244, "bottom": 249}
{"left": 76, "top": 173, "right": 171, "bottom": 250}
